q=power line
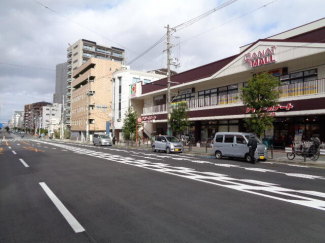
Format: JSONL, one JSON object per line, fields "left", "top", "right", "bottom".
{"left": 127, "top": 0, "right": 237, "bottom": 66}
{"left": 174, "top": 0, "right": 278, "bottom": 48}
{"left": 0, "top": 62, "right": 55, "bottom": 71}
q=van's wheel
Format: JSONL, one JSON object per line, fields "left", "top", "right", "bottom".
{"left": 215, "top": 151, "right": 222, "bottom": 159}
{"left": 152, "top": 146, "right": 156, "bottom": 152}
{"left": 245, "top": 154, "right": 255, "bottom": 163}
{"left": 166, "top": 147, "right": 171, "bottom": 154}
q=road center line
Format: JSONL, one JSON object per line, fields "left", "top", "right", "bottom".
{"left": 19, "top": 158, "right": 29, "bottom": 167}
{"left": 39, "top": 182, "right": 85, "bottom": 233}
{"left": 12, "top": 151, "right": 17, "bottom": 155}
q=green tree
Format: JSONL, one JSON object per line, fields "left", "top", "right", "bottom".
{"left": 5, "top": 126, "right": 9, "bottom": 132}
{"left": 122, "top": 108, "right": 138, "bottom": 141}
{"left": 169, "top": 101, "right": 190, "bottom": 137}
{"left": 240, "top": 72, "right": 281, "bottom": 138}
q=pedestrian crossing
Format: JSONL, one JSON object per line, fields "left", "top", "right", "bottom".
{"left": 36, "top": 140, "right": 325, "bottom": 212}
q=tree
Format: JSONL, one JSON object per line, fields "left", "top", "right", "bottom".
{"left": 122, "top": 108, "right": 138, "bottom": 141}
{"left": 240, "top": 72, "right": 281, "bottom": 138}
{"left": 169, "top": 101, "right": 190, "bottom": 137}
{"left": 5, "top": 126, "right": 9, "bottom": 132}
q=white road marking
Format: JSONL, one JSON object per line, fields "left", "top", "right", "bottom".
{"left": 8, "top": 146, "right": 11, "bottom": 149}
{"left": 12, "top": 151, "right": 17, "bottom": 155}
{"left": 52, "top": 148, "right": 57, "bottom": 149}
{"left": 19, "top": 158, "right": 29, "bottom": 167}
{"left": 17, "top": 144, "right": 20, "bottom": 146}
{"left": 39, "top": 182, "right": 85, "bottom": 233}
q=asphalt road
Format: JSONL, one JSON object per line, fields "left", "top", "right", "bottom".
{"left": 1, "top": 133, "right": 325, "bottom": 243}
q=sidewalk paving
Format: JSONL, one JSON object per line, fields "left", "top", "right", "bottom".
{"left": 46, "top": 138, "right": 325, "bottom": 169}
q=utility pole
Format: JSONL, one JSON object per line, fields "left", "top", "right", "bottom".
{"left": 166, "top": 24, "right": 172, "bottom": 136}
{"left": 86, "top": 74, "right": 90, "bottom": 142}
{"left": 61, "top": 95, "right": 64, "bottom": 139}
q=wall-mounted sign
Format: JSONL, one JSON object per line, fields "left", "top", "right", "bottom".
{"left": 244, "top": 46, "right": 276, "bottom": 68}
{"left": 141, "top": 115, "right": 156, "bottom": 123}
{"left": 246, "top": 103, "right": 294, "bottom": 114}
{"left": 130, "top": 84, "right": 136, "bottom": 97}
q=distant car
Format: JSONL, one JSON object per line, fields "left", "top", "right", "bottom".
{"left": 152, "top": 135, "right": 183, "bottom": 153}
{"left": 93, "top": 134, "right": 112, "bottom": 146}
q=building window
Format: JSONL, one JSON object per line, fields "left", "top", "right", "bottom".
{"left": 144, "top": 79, "right": 151, "bottom": 84}
{"left": 280, "top": 69, "right": 317, "bottom": 85}
{"left": 73, "top": 59, "right": 78, "bottom": 63}
{"left": 73, "top": 52, "right": 78, "bottom": 56}
{"left": 132, "top": 77, "right": 141, "bottom": 84}
{"left": 73, "top": 45, "right": 78, "bottom": 49}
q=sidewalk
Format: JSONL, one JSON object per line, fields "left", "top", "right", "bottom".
{"left": 47, "top": 138, "right": 325, "bottom": 168}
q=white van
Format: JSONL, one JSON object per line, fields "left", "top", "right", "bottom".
{"left": 213, "top": 132, "right": 268, "bottom": 163}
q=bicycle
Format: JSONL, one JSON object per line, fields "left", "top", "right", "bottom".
{"left": 287, "top": 140, "right": 320, "bottom": 161}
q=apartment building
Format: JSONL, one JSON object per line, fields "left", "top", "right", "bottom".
{"left": 24, "top": 102, "right": 52, "bottom": 131}
{"left": 131, "top": 18, "right": 325, "bottom": 147}
{"left": 41, "top": 103, "right": 62, "bottom": 135}
{"left": 111, "top": 66, "right": 165, "bottom": 141}
{"left": 66, "top": 39, "right": 125, "bottom": 127}
{"left": 71, "top": 58, "right": 121, "bottom": 141}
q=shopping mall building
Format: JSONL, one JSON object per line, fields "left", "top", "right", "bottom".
{"left": 130, "top": 18, "right": 325, "bottom": 147}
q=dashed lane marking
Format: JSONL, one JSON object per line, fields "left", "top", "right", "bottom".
{"left": 39, "top": 182, "right": 85, "bottom": 233}
{"left": 12, "top": 151, "right": 17, "bottom": 155}
{"left": 19, "top": 158, "right": 29, "bottom": 167}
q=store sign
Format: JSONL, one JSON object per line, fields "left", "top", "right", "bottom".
{"left": 130, "top": 84, "right": 136, "bottom": 97}
{"left": 141, "top": 115, "right": 156, "bottom": 123}
{"left": 246, "top": 103, "right": 294, "bottom": 114}
{"left": 244, "top": 46, "right": 276, "bottom": 68}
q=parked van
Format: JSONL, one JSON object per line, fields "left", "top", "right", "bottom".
{"left": 93, "top": 134, "right": 112, "bottom": 146}
{"left": 213, "top": 132, "right": 268, "bottom": 163}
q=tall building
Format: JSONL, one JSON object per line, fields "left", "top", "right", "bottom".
{"left": 111, "top": 66, "right": 165, "bottom": 141}
{"left": 24, "top": 102, "right": 51, "bottom": 131}
{"left": 66, "top": 39, "right": 125, "bottom": 128}
{"left": 70, "top": 58, "right": 121, "bottom": 141}
{"left": 53, "top": 62, "right": 68, "bottom": 104}
{"left": 131, "top": 18, "right": 325, "bottom": 146}
{"left": 41, "top": 103, "right": 62, "bottom": 136}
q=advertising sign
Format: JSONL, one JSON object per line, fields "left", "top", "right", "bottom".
{"left": 130, "top": 84, "right": 136, "bottom": 97}
{"left": 244, "top": 46, "right": 276, "bottom": 68}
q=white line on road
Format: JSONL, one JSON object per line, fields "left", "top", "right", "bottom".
{"left": 39, "top": 182, "right": 85, "bottom": 233}
{"left": 12, "top": 151, "right": 17, "bottom": 155}
{"left": 8, "top": 146, "right": 11, "bottom": 149}
{"left": 19, "top": 158, "right": 29, "bottom": 167}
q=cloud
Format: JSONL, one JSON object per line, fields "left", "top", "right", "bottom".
{"left": 1, "top": 0, "right": 325, "bottom": 122}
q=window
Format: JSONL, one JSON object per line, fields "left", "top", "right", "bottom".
{"left": 73, "top": 52, "right": 78, "bottom": 56}
{"left": 132, "top": 77, "right": 141, "bottom": 84}
{"left": 236, "top": 136, "right": 246, "bottom": 144}
{"left": 73, "top": 45, "right": 78, "bottom": 49}
{"left": 144, "top": 79, "right": 151, "bottom": 84}
{"left": 280, "top": 69, "right": 317, "bottom": 85}
{"left": 73, "top": 59, "right": 78, "bottom": 63}
{"left": 215, "top": 135, "right": 223, "bottom": 143}
{"left": 224, "top": 135, "right": 234, "bottom": 143}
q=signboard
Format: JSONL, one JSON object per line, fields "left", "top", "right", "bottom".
{"left": 246, "top": 103, "right": 293, "bottom": 114}
{"left": 141, "top": 115, "right": 156, "bottom": 123}
{"left": 244, "top": 46, "right": 276, "bottom": 68}
{"left": 130, "top": 84, "right": 136, "bottom": 97}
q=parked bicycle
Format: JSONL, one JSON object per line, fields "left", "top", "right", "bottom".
{"left": 287, "top": 137, "right": 321, "bottom": 161}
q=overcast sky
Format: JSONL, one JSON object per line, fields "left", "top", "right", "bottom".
{"left": 1, "top": 0, "right": 325, "bottom": 123}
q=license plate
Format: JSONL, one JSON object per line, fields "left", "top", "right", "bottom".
{"left": 175, "top": 149, "right": 179, "bottom": 151}
{"left": 260, "top": 156, "right": 265, "bottom": 160}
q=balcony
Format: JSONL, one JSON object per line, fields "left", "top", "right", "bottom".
{"left": 65, "top": 113, "right": 71, "bottom": 117}
{"left": 67, "top": 85, "right": 71, "bottom": 89}
{"left": 67, "top": 78, "right": 72, "bottom": 83}
{"left": 143, "top": 104, "right": 166, "bottom": 114}
{"left": 111, "top": 52, "right": 123, "bottom": 58}
{"left": 66, "top": 99, "right": 71, "bottom": 103}
{"left": 68, "top": 57, "right": 72, "bottom": 61}
{"left": 67, "top": 64, "right": 72, "bottom": 69}
{"left": 83, "top": 46, "right": 95, "bottom": 51}
{"left": 67, "top": 92, "right": 71, "bottom": 96}
{"left": 67, "top": 71, "right": 72, "bottom": 75}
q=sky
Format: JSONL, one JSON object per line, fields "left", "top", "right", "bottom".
{"left": 1, "top": 0, "right": 325, "bottom": 123}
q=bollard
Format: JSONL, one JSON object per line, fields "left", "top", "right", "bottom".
{"left": 270, "top": 145, "right": 273, "bottom": 159}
